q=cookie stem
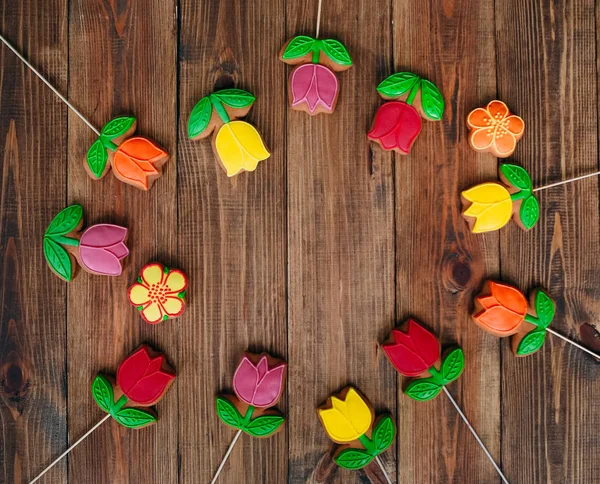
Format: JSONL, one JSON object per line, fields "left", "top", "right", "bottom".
{"left": 210, "top": 96, "right": 231, "bottom": 123}
{"left": 358, "top": 433, "right": 376, "bottom": 455}
{"left": 406, "top": 80, "right": 421, "bottom": 106}
{"left": 50, "top": 235, "right": 80, "bottom": 247}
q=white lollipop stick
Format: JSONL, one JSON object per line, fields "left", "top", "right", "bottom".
{"left": 210, "top": 429, "right": 242, "bottom": 484}
{"left": 546, "top": 327, "right": 599, "bottom": 359}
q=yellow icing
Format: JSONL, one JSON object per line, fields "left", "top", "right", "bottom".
{"left": 462, "top": 182, "right": 512, "bottom": 233}
{"left": 215, "top": 121, "right": 270, "bottom": 177}
{"left": 318, "top": 387, "right": 372, "bottom": 442}
{"left": 141, "top": 263, "right": 164, "bottom": 285}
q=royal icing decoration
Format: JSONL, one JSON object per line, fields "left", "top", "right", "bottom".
{"left": 215, "top": 353, "right": 286, "bottom": 438}
{"left": 368, "top": 72, "right": 444, "bottom": 154}
{"left": 474, "top": 281, "right": 556, "bottom": 356}
{"left": 462, "top": 163, "right": 540, "bottom": 233}
{"left": 467, "top": 100, "right": 525, "bottom": 158}
{"left": 318, "top": 387, "right": 395, "bottom": 471}
{"left": 128, "top": 263, "right": 188, "bottom": 324}
{"left": 382, "top": 319, "right": 465, "bottom": 401}
{"left": 279, "top": 36, "right": 352, "bottom": 115}
{"left": 91, "top": 345, "right": 175, "bottom": 429}
{"left": 187, "top": 89, "right": 270, "bottom": 177}
{"left": 43, "top": 205, "right": 128, "bottom": 282}
{"left": 85, "top": 116, "right": 169, "bottom": 190}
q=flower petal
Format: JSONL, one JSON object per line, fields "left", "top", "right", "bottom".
{"left": 344, "top": 388, "right": 373, "bottom": 436}
{"left": 253, "top": 364, "right": 285, "bottom": 407}
{"left": 215, "top": 121, "right": 270, "bottom": 177}
{"left": 469, "top": 127, "right": 494, "bottom": 151}
{"left": 492, "top": 131, "right": 517, "bottom": 156}
{"left": 232, "top": 356, "right": 258, "bottom": 405}
{"left": 129, "top": 283, "right": 151, "bottom": 305}
{"left": 141, "top": 263, "right": 165, "bottom": 286}
{"left": 141, "top": 302, "right": 164, "bottom": 324}
{"left": 164, "top": 269, "right": 187, "bottom": 293}
{"left": 80, "top": 224, "right": 128, "bottom": 247}
{"left": 318, "top": 407, "right": 360, "bottom": 442}
{"left": 487, "top": 100, "right": 509, "bottom": 120}
{"left": 505, "top": 115, "right": 525, "bottom": 137}
{"left": 467, "top": 107, "right": 493, "bottom": 129}
{"left": 161, "top": 296, "right": 184, "bottom": 317}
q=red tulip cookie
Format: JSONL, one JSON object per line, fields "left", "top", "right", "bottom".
{"left": 91, "top": 345, "right": 176, "bottom": 429}
{"left": 216, "top": 352, "right": 287, "bottom": 438}
{"left": 128, "top": 263, "right": 188, "bottom": 324}
{"left": 369, "top": 72, "right": 444, "bottom": 154}
{"left": 279, "top": 36, "right": 352, "bottom": 115}
{"left": 382, "top": 318, "right": 465, "bottom": 401}
{"left": 43, "top": 205, "right": 128, "bottom": 282}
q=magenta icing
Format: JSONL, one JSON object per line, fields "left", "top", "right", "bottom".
{"left": 290, "top": 63, "right": 338, "bottom": 114}
{"left": 79, "top": 224, "right": 129, "bottom": 276}
{"left": 232, "top": 355, "right": 285, "bottom": 408}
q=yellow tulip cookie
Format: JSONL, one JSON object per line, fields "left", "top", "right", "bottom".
{"left": 462, "top": 163, "right": 540, "bottom": 233}
{"left": 187, "top": 89, "right": 270, "bottom": 176}
{"left": 317, "top": 386, "right": 395, "bottom": 471}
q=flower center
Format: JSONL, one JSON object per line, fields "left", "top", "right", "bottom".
{"left": 148, "top": 283, "right": 168, "bottom": 305}
{"left": 483, "top": 111, "right": 510, "bottom": 138}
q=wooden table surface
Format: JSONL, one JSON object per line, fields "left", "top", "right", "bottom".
{"left": 1, "top": 0, "right": 600, "bottom": 482}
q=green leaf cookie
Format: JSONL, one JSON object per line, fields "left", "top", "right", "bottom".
{"left": 215, "top": 396, "right": 243, "bottom": 429}
{"left": 281, "top": 35, "right": 315, "bottom": 60}
{"left": 441, "top": 347, "right": 465, "bottom": 383}
{"left": 334, "top": 448, "right": 374, "bottom": 470}
{"left": 91, "top": 375, "right": 113, "bottom": 413}
{"left": 516, "top": 328, "right": 547, "bottom": 356}
{"left": 377, "top": 72, "right": 420, "bottom": 98}
{"left": 101, "top": 116, "right": 136, "bottom": 139}
{"left": 321, "top": 39, "right": 352, "bottom": 66}
{"left": 212, "top": 89, "right": 256, "bottom": 109}
{"left": 45, "top": 205, "right": 83, "bottom": 237}
{"left": 519, "top": 195, "right": 540, "bottom": 230}
{"left": 373, "top": 414, "right": 395, "bottom": 453}
{"left": 86, "top": 139, "right": 109, "bottom": 179}
{"left": 188, "top": 96, "right": 213, "bottom": 139}
{"left": 419, "top": 79, "right": 444, "bottom": 121}
{"left": 500, "top": 164, "right": 533, "bottom": 192}
{"left": 244, "top": 415, "right": 285, "bottom": 437}
{"left": 534, "top": 290, "right": 555, "bottom": 328}
{"left": 405, "top": 378, "right": 442, "bottom": 402}
{"left": 113, "top": 408, "right": 157, "bottom": 429}
{"left": 43, "top": 237, "right": 73, "bottom": 282}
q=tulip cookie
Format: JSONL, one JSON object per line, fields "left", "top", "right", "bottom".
{"left": 318, "top": 387, "right": 395, "bottom": 470}
{"left": 85, "top": 116, "right": 169, "bottom": 190}
{"left": 462, "top": 163, "right": 540, "bottom": 233}
{"left": 368, "top": 72, "right": 444, "bottom": 154}
{"left": 91, "top": 345, "right": 176, "bottom": 428}
{"left": 467, "top": 100, "right": 525, "bottom": 158}
{"left": 187, "top": 89, "right": 270, "bottom": 177}
{"left": 43, "top": 204, "right": 129, "bottom": 282}
{"left": 279, "top": 35, "right": 352, "bottom": 115}
{"left": 216, "top": 353, "right": 286, "bottom": 437}
{"left": 128, "top": 263, "right": 188, "bottom": 324}
{"left": 382, "top": 319, "right": 465, "bottom": 401}
{"left": 474, "top": 281, "right": 556, "bottom": 356}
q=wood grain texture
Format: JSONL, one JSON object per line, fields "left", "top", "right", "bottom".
{"left": 496, "top": 0, "right": 600, "bottom": 482}
{"left": 285, "top": 0, "right": 396, "bottom": 482}
{"left": 0, "top": 1, "right": 68, "bottom": 482}
{"left": 393, "top": 1, "right": 503, "bottom": 482}
{"left": 66, "top": 0, "right": 178, "bottom": 482}
{"left": 177, "top": 0, "right": 287, "bottom": 482}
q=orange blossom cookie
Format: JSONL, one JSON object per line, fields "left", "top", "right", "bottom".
{"left": 467, "top": 100, "right": 525, "bottom": 158}
{"left": 128, "top": 262, "right": 188, "bottom": 324}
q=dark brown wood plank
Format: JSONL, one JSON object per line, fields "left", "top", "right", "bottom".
{"left": 285, "top": 1, "right": 396, "bottom": 482}
{"left": 177, "top": 0, "right": 287, "bottom": 482}
{"left": 0, "top": 2, "right": 69, "bottom": 483}
{"left": 393, "top": 1, "right": 502, "bottom": 482}
{"left": 66, "top": 0, "right": 178, "bottom": 482}
{"left": 496, "top": 0, "right": 600, "bottom": 482}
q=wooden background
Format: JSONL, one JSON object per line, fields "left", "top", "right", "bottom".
{"left": 1, "top": 0, "right": 599, "bottom": 482}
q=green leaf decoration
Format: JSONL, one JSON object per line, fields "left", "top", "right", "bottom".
{"left": 441, "top": 347, "right": 465, "bottom": 383}
{"left": 113, "top": 408, "right": 157, "bottom": 429}
{"left": 334, "top": 448, "right": 374, "bottom": 470}
{"left": 43, "top": 237, "right": 73, "bottom": 281}
{"left": 405, "top": 379, "right": 442, "bottom": 402}
{"left": 212, "top": 89, "right": 256, "bottom": 109}
{"left": 373, "top": 414, "right": 395, "bottom": 453}
{"left": 321, "top": 39, "right": 352, "bottom": 66}
{"left": 215, "top": 396, "right": 243, "bottom": 429}
{"left": 91, "top": 375, "right": 113, "bottom": 413}
{"left": 281, "top": 35, "right": 315, "bottom": 59}
{"left": 419, "top": 79, "right": 445, "bottom": 121}
{"left": 188, "top": 96, "right": 213, "bottom": 139}
{"left": 519, "top": 195, "right": 540, "bottom": 230}
{"left": 101, "top": 116, "right": 136, "bottom": 139}
{"left": 516, "top": 328, "right": 547, "bottom": 356}
{"left": 86, "top": 139, "right": 109, "bottom": 179}
{"left": 534, "top": 290, "right": 555, "bottom": 327}
{"left": 244, "top": 415, "right": 285, "bottom": 437}
{"left": 45, "top": 205, "right": 83, "bottom": 237}
{"left": 376, "top": 72, "right": 420, "bottom": 99}
{"left": 500, "top": 164, "right": 533, "bottom": 192}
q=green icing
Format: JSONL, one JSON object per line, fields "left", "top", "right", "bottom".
{"left": 516, "top": 328, "right": 547, "bottom": 356}
{"left": 188, "top": 96, "right": 212, "bottom": 138}
{"left": 372, "top": 414, "right": 395, "bottom": 453}
{"left": 243, "top": 415, "right": 284, "bottom": 437}
{"left": 101, "top": 116, "right": 136, "bottom": 139}
{"left": 45, "top": 205, "right": 83, "bottom": 236}
{"left": 441, "top": 347, "right": 465, "bottom": 383}
{"left": 91, "top": 375, "right": 113, "bottom": 413}
{"left": 43, "top": 237, "right": 73, "bottom": 282}
{"left": 113, "top": 407, "right": 156, "bottom": 429}
{"left": 216, "top": 396, "right": 243, "bottom": 428}
{"left": 335, "top": 448, "right": 374, "bottom": 470}
{"left": 282, "top": 36, "right": 316, "bottom": 60}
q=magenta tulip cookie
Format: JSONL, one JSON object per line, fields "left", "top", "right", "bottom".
{"left": 216, "top": 352, "right": 287, "bottom": 438}
{"left": 279, "top": 36, "right": 352, "bottom": 115}
{"left": 128, "top": 263, "right": 188, "bottom": 324}
{"left": 43, "top": 205, "right": 129, "bottom": 281}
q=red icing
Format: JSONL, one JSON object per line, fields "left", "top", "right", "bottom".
{"left": 368, "top": 101, "right": 422, "bottom": 153}
{"left": 382, "top": 319, "right": 440, "bottom": 376}
{"left": 116, "top": 345, "right": 175, "bottom": 405}
{"left": 232, "top": 355, "right": 285, "bottom": 408}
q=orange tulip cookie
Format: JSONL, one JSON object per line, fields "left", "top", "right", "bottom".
{"left": 85, "top": 116, "right": 168, "bottom": 190}
{"left": 128, "top": 262, "right": 188, "bottom": 324}
{"left": 467, "top": 100, "right": 524, "bottom": 158}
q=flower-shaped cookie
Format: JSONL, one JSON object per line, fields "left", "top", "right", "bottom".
{"left": 467, "top": 100, "right": 524, "bottom": 157}
{"left": 128, "top": 262, "right": 188, "bottom": 324}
